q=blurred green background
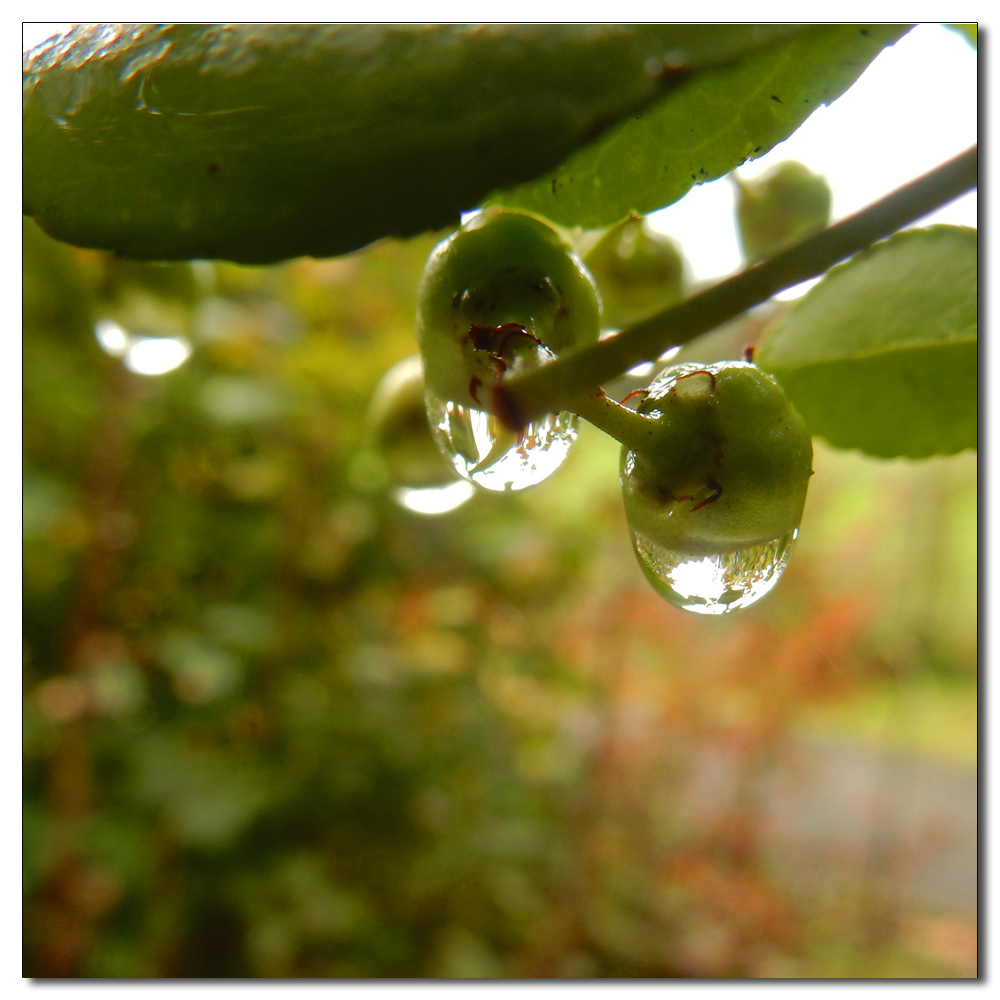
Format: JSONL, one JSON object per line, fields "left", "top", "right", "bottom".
{"left": 23, "top": 217, "right": 976, "bottom": 978}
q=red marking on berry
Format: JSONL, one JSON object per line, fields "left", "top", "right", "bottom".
{"left": 621, "top": 388, "right": 651, "bottom": 405}
{"left": 467, "top": 322, "right": 539, "bottom": 359}
{"left": 690, "top": 477, "right": 723, "bottom": 512}
{"left": 673, "top": 369, "right": 717, "bottom": 391}
{"left": 468, "top": 325, "right": 498, "bottom": 351}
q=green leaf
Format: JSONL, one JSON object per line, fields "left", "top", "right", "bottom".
{"left": 755, "top": 226, "right": 977, "bottom": 458}
{"left": 23, "top": 23, "right": 808, "bottom": 265}
{"left": 494, "top": 25, "right": 909, "bottom": 228}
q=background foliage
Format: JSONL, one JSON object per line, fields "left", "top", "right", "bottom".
{"left": 24, "top": 219, "right": 976, "bottom": 978}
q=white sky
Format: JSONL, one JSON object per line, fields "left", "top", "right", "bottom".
{"left": 22, "top": 23, "right": 71, "bottom": 50}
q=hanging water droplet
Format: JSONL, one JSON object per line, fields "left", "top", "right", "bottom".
{"left": 367, "top": 356, "right": 474, "bottom": 515}
{"left": 619, "top": 360, "right": 812, "bottom": 613}
{"left": 425, "top": 390, "right": 578, "bottom": 492}
{"left": 631, "top": 528, "right": 797, "bottom": 615}
{"left": 417, "top": 210, "right": 602, "bottom": 492}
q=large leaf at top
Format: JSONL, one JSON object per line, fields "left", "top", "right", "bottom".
{"left": 495, "top": 25, "right": 909, "bottom": 227}
{"left": 755, "top": 226, "right": 977, "bottom": 459}
{"left": 23, "top": 23, "right": 807, "bottom": 265}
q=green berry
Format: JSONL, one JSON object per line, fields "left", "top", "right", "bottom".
{"left": 368, "top": 356, "right": 459, "bottom": 490}
{"left": 583, "top": 214, "right": 685, "bottom": 329}
{"left": 735, "top": 161, "right": 832, "bottom": 264}
{"left": 621, "top": 361, "right": 812, "bottom": 556}
{"left": 416, "top": 209, "right": 601, "bottom": 409}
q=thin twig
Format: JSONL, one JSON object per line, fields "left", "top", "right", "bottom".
{"left": 496, "top": 144, "right": 978, "bottom": 428}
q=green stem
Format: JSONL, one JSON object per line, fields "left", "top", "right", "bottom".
{"left": 497, "top": 144, "right": 978, "bottom": 427}
{"left": 567, "top": 389, "right": 660, "bottom": 453}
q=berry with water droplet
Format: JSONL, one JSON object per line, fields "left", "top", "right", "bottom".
{"left": 620, "top": 361, "right": 812, "bottom": 613}
{"left": 734, "top": 160, "right": 832, "bottom": 265}
{"left": 416, "top": 209, "right": 601, "bottom": 490}
{"left": 583, "top": 214, "right": 685, "bottom": 330}
{"left": 368, "top": 356, "right": 475, "bottom": 514}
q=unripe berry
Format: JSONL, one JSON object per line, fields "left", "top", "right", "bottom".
{"left": 620, "top": 361, "right": 812, "bottom": 612}
{"left": 583, "top": 214, "right": 685, "bottom": 330}
{"left": 416, "top": 209, "right": 601, "bottom": 410}
{"left": 622, "top": 361, "right": 812, "bottom": 556}
{"left": 735, "top": 161, "right": 832, "bottom": 265}
{"left": 368, "top": 356, "right": 459, "bottom": 491}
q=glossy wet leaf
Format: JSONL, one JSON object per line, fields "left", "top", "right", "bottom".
{"left": 755, "top": 226, "right": 977, "bottom": 458}
{"left": 494, "top": 25, "right": 908, "bottom": 228}
{"left": 23, "top": 23, "right": 806, "bottom": 265}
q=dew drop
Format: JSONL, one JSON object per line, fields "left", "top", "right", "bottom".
{"left": 631, "top": 529, "right": 797, "bottom": 615}
{"left": 425, "top": 391, "right": 578, "bottom": 492}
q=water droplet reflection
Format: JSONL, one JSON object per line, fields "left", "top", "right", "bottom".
{"left": 94, "top": 319, "right": 129, "bottom": 357}
{"left": 632, "top": 529, "right": 797, "bottom": 615}
{"left": 123, "top": 336, "right": 192, "bottom": 376}
{"left": 394, "top": 480, "right": 475, "bottom": 515}
{"left": 95, "top": 319, "right": 192, "bottom": 376}
{"left": 425, "top": 391, "right": 577, "bottom": 492}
